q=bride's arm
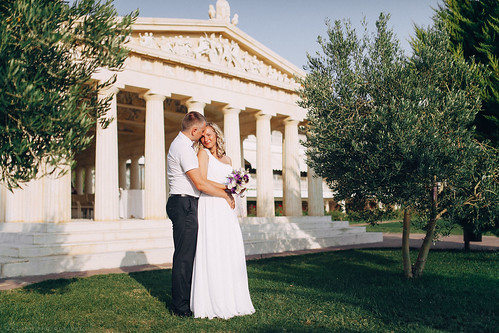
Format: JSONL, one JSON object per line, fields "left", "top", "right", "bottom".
{"left": 197, "top": 149, "right": 210, "bottom": 180}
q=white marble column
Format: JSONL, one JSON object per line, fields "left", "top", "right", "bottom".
{"left": 130, "top": 157, "right": 140, "bottom": 189}
{"left": 223, "top": 107, "right": 242, "bottom": 169}
{"left": 94, "top": 85, "right": 120, "bottom": 221}
{"left": 307, "top": 166, "right": 324, "bottom": 216}
{"left": 255, "top": 112, "right": 274, "bottom": 217}
{"left": 119, "top": 158, "right": 127, "bottom": 189}
{"left": 186, "top": 100, "right": 206, "bottom": 115}
{"left": 84, "top": 166, "right": 94, "bottom": 194}
{"left": 239, "top": 136, "right": 248, "bottom": 217}
{"left": 144, "top": 93, "right": 167, "bottom": 220}
{"left": 224, "top": 107, "right": 247, "bottom": 216}
{"left": 325, "top": 200, "right": 331, "bottom": 213}
{"left": 283, "top": 118, "right": 302, "bottom": 216}
{"left": 1, "top": 176, "right": 44, "bottom": 222}
{"left": 240, "top": 137, "right": 246, "bottom": 170}
{"left": 44, "top": 165, "right": 71, "bottom": 222}
{"left": 75, "top": 166, "right": 84, "bottom": 194}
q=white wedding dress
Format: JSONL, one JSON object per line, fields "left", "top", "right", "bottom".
{"left": 190, "top": 149, "right": 255, "bottom": 319}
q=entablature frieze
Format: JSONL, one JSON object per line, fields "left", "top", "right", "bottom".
{"left": 125, "top": 32, "right": 301, "bottom": 93}
{"left": 125, "top": 53, "right": 299, "bottom": 107}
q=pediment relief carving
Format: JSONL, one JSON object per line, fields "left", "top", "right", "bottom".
{"left": 128, "top": 32, "right": 295, "bottom": 86}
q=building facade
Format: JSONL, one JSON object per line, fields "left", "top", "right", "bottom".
{"left": 0, "top": 1, "right": 383, "bottom": 279}
{"left": 0, "top": 0, "right": 326, "bottom": 223}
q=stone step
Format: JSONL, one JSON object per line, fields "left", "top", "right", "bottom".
{"left": 239, "top": 216, "right": 336, "bottom": 225}
{"left": 0, "top": 228, "right": 172, "bottom": 246}
{"left": 0, "top": 256, "right": 27, "bottom": 265}
{"left": 242, "top": 226, "right": 367, "bottom": 241}
{"left": 1, "top": 225, "right": 369, "bottom": 259}
{"left": 240, "top": 221, "right": 353, "bottom": 233}
{"left": 0, "top": 218, "right": 383, "bottom": 280}
{"left": 0, "top": 221, "right": 348, "bottom": 245}
{"left": 244, "top": 232, "right": 383, "bottom": 256}
{"left": 0, "top": 220, "right": 170, "bottom": 233}
{"left": 0, "top": 237, "right": 172, "bottom": 259}
{"left": 1, "top": 247, "right": 174, "bottom": 279}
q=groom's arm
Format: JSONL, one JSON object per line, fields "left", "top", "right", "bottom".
{"left": 186, "top": 168, "right": 235, "bottom": 209}
{"left": 208, "top": 180, "right": 227, "bottom": 190}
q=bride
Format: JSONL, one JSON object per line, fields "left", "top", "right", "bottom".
{"left": 190, "top": 122, "right": 255, "bottom": 319}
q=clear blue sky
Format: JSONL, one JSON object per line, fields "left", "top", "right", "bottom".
{"left": 109, "top": 0, "right": 442, "bottom": 69}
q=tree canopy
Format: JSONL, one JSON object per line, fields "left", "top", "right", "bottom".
{"left": 0, "top": 0, "right": 137, "bottom": 189}
{"left": 298, "top": 14, "right": 498, "bottom": 277}
{"left": 437, "top": 0, "right": 499, "bottom": 145}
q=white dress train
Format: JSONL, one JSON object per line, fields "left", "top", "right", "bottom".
{"left": 190, "top": 149, "right": 255, "bottom": 319}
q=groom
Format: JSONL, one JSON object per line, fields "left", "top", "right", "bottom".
{"left": 166, "top": 111, "right": 234, "bottom": 317}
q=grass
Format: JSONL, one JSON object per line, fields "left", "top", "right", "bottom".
{"left": 1, "top": 249, "right": 498, "bottom": 332}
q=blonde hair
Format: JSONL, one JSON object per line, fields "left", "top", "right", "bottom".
{"left": 195, "top": 122, "right": 226, "bottom": 157}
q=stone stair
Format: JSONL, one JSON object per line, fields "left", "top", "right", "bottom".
{"left": 0, "top": 220, "right": 174, "bottom": 279}
{"left": 0, "top": 216, "right": 382, "bottom": 279}
{"left": 240, "top": 216, "right": 382, "bottom": 255}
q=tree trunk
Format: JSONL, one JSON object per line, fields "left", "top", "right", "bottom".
{"left": 413, "top": 179, "right": 438, "bottom": 278}
{"left": 402, "top": 208, "right": 413, "bottom": 278}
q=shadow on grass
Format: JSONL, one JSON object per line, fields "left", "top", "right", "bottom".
{"left": 23, "top": 277, "right": 80, "bottom": 295}
{"left": 12, "top": 249, "right": 496, "bottom": 332}
{"left": 128, "top": 269, "right": 173, "bottom": 311}
{"left": 246, "top": 249, "right": 498, "bottom": 332}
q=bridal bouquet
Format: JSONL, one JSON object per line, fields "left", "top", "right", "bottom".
{"left": 226, "top": 168, "right": 250, "bottom": 197}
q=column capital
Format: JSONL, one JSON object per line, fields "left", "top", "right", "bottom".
{"left": 142, "top": 93, "right": 166, "bottom": 102}
{"left": 255, "top": 111, "right": 273, "bottom": 120}
{"left": 98, "top": 85, "right": 120, "bottom": 97}
{"left": 284, "top": 117, "right": 301, "bottom": 126}
{"left": 185, "top": 99, "right": 207, "bottom": 114}
{"left": 223, "top": 106, "right": 241, "bottom": 115}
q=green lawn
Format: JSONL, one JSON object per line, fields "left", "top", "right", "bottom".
{"left": 1, "top": 249, "right": 497, "bottom": 332}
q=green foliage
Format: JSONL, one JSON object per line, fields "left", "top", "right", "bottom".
{"left": 299, "top": 14, "right": 499, "bottom": 238}
{"left": 437, "top": 0, "right": 499, "bottom": 145}
{"left": 326, "top": 209, "right": 347, "bottom": 221}
{"left": 0, "top": 0, "right": 138, "bottom": 189}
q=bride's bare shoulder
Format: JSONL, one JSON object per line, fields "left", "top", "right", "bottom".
{"left": 197, "top": 149, "right": 208, "bottom": 158}
{"left": 221, "top": 155, "right": 232, "bottom": 166}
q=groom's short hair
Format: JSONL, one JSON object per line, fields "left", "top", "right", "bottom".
{"left": 181, "top": 111, "right": 206, "bottom": 131}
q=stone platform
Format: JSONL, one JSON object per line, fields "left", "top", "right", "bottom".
{"left": 0, "top": 216, "right": 382, "bottom": 279}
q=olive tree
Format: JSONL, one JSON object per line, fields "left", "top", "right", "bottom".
{"left": 0, "top": 0, "right": 137, "bottom": 189}
{"left": 298, "top": 14, "right": 498, "bottom": 278}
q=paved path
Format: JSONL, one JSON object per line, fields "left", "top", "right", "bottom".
{"left": 1, "top": 233, "right": 497, "bottom": 291}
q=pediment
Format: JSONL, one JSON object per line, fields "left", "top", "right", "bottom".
{"left": 126, "top": 18, "right": 304, "bottom": 91}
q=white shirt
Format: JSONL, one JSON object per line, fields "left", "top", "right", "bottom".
{"left": 167, "top": 132, "right": 201, "bottom": 197}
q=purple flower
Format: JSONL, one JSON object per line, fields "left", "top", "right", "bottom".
{"left": 226, "top": 168, "right": 250, "bottom": 197}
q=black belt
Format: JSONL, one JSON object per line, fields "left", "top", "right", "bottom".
{"left": 169, "top": 194, "right": 198, "bottom": 199}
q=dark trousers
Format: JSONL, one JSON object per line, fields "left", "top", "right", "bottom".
{"left": 166, "top": 195, "right": 199, "bottom": 313}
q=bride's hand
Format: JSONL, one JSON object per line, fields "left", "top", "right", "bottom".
{"left": 225, "top": 191, "right": 235, "bottom": 209}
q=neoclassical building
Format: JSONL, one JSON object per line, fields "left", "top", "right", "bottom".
{"left": 3, "top": 0, "right": 324, "bottom": 223}
{"left": 0, "top": 1, "right": 381, "bottom": 279}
